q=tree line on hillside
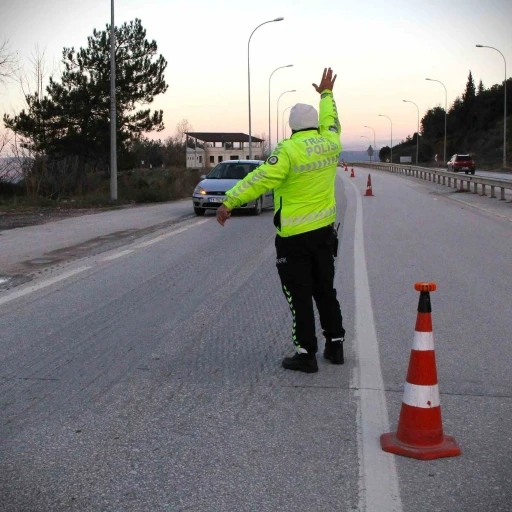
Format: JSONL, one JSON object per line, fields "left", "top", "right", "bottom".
{"left": 379, "top": 72, "right": 511, "bottom": 167}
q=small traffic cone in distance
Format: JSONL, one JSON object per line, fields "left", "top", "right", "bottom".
{"left": 350, "top": 168, "right": 355, "bottom": 178}
{"left": 365, "top": 174, "right": 374, "bottom": 196}
{"left": 380, "top": 282, "right": 461, "bottom": 460}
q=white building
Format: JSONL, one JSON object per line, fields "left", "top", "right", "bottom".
{"left": 185, "top": 132, "right": 266, "bottom": 169}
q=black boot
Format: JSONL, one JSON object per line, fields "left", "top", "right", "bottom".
{"left": 282, "top": 353, "right": 318, "bottom": 373}
{"left": 323, "top": 338, "right": 344, "bottom": 365}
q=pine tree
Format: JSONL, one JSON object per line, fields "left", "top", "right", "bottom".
{"left": 477, "top": 80, "right": 485, "bottom": 95}
{"left": 462, "top": 71, "right": 476, "bottom": 105}
{"left": 460, "top": 71, "right": 476, "bottom": 129}
{"left": 4, "top": 19, "right": 168, "bottom": 165}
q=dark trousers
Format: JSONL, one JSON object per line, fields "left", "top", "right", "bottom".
{"left": 275, "top": 225, "right": 345, "bottom": 355}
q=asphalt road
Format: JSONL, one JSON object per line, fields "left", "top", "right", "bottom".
{"left": 0, "top": 167, "right": 511, "bottom": 511}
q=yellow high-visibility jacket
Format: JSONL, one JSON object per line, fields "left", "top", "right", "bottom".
{"left": 223, "top": 90, "right": 341, "bottom": 237}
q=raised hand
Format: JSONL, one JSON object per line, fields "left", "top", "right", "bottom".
{"left": 312, "top": 67, "right": 337, "bottom": 94}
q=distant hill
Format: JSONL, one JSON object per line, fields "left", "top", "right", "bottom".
{"left": 0, "top": 157, "right": 26, "bottom": 183}
{"left": 339, "top": 150, "right": 374, "bottom": 163}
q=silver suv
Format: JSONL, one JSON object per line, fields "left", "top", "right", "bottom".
{"left": 192, "top": 160, "right": 274, "bottom": 216}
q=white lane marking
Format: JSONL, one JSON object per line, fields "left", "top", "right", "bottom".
{"left": 0, "top": 219, "right": 209, "bottom": 305}
{"left": 101, "top": 249, "right": 134, "bottom": 262}
{"left": 403, "top": 383, "right": 440, "bottom": 408}
{"left": 133, "top": 218, "right": 209, "bottom": 248}
{"left": 412, "top": 331, "right": 435, "bottom": 351}
{"left": 343, "top": 173, "right": 402, "bottom": 512}
{"left": 0, "top": 266, "right": 91, "bottom": 307}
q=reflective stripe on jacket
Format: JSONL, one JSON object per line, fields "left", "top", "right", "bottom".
{"left": 223, "top": 90, "right": 341, "bottom": 237}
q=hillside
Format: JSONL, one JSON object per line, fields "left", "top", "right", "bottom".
{"left": 380, "top": 74, "right": 511, "bottom": 170}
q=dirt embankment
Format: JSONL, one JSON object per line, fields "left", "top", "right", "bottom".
{"left": 0, "top": 207, "right": 117, "bottom": 232}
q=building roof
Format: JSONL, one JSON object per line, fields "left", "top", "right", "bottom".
{"left": 185, "top": 132, "right": 264, "bottom": 143}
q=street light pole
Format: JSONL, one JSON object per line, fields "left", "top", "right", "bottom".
{"left": 110, "top": 0, "right": 117, "bottom": 201}
{"left": 403, "top": 100, "right": 420, "bottom": 165}
{"left": 268, "top": 64, "right": 293, "bottom": 154}
{"left": 248, "top": 17, "right": 284, "bottom": 159}
{"left": 282, "top": 106, "right": 292, "bottom": 139}
{"left": 378, "top": 114, "right": 393, "bottom": 163}
{"left": 426, "top": 78, "right": 448, "bottom": 164}
{"left": 364, "top": 125, "right": 376, "bottom": 159}
{"left": 476, "top": 45, "right": 507, "bottom": 169}
{"left": 277, "top": 90, "right": 296, "bottom": 144}
{"left": 361, "top": 135, "right": 372, "bottom": 161}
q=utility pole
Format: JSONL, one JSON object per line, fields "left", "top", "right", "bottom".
{"left": 110, "top": 0, "right": 118, "bottom": 200}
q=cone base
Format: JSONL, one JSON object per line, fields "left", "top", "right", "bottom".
{"left": 365, "top": 191, "right": 374, "bottom": 196}
{"left": 380, "top": 432, "right": 461, "bottom": 460}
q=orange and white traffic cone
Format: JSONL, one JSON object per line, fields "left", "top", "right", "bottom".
{"left": 350, "top": 168, "right": 355, "bottom": 178}
{"left": 380, "top": 282, "right": 461, "bottom": 460}
{"left": 365, "top": 174, "right": 374, "bottom": 196}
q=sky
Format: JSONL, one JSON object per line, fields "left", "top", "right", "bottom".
{"left": 0, "top": 0, "right": 511, "bottom": 151}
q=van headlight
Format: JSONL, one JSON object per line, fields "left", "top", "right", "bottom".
{"left": 194, "top": 186, "right": 207, "bottom": 195}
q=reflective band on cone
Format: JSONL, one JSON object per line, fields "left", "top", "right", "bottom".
{"left": 380, "top": 283, "right": 461, "bottom": 460}
{"left": 412, "top": 331, "right": 435, "bottom": 351}
{"left": 402, "top": 383, "right": 440, "bottom": 408}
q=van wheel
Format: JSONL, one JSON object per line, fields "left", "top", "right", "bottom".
{"left": 194, "top": 207, "right": 205, "bottom": 216}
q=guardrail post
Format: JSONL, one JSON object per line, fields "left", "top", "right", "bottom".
{"left": 459, "top": 180, "right": 464, "bottom": 191}
{"left": 500, "top": 187, "right": 505, "bottom": 200}
{"left": 481, "top": 184, "right": 487, "bottom": 196}
{"left": 490, "top": 185, "right": 496, "bottom": 198}
{"left": 442, "top": 176, "right": 446, "bottom": 185}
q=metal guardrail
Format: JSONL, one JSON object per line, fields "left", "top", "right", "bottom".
{"left": 351, "top": 162, "right": 512, "bottom": 201}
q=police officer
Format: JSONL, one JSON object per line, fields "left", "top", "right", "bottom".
{"left": 216, "top": 67, "right": 345, "bottom": 373}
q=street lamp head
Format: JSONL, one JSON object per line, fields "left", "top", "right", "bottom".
{"left": 403, "top": 100, "right": 408, "bottom": 102}
{"left": 274, "top": 17, "right": 284, "bottom": 21}
{"left": 476, "top": 44, "right": 483, "bottom": 48}
{"left": 425, "top": 78, "right": 432, "bottom": 81}
{"left": 286, "top": 64, "right": 293, "bottom": 67}
{"left": 290, "top": 89, "right": 296, "bottom": 92}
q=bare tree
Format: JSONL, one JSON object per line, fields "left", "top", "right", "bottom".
{"left": 16, "top": 45, "right": 56, "bottom": 99}
{"left": 2, "top": 45, "right": 60, "bottom": 194}
{"left": 175, "top": 118, "right": 193, "bottom": 143}
{"left": 0, "top": 131, "right": 12, "bottom": 176}
{"left": 256, "top": 132, "right": 270, "bottom": 159}
{"left": 0, "top": 39, "right": 18, "bottom": 87}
